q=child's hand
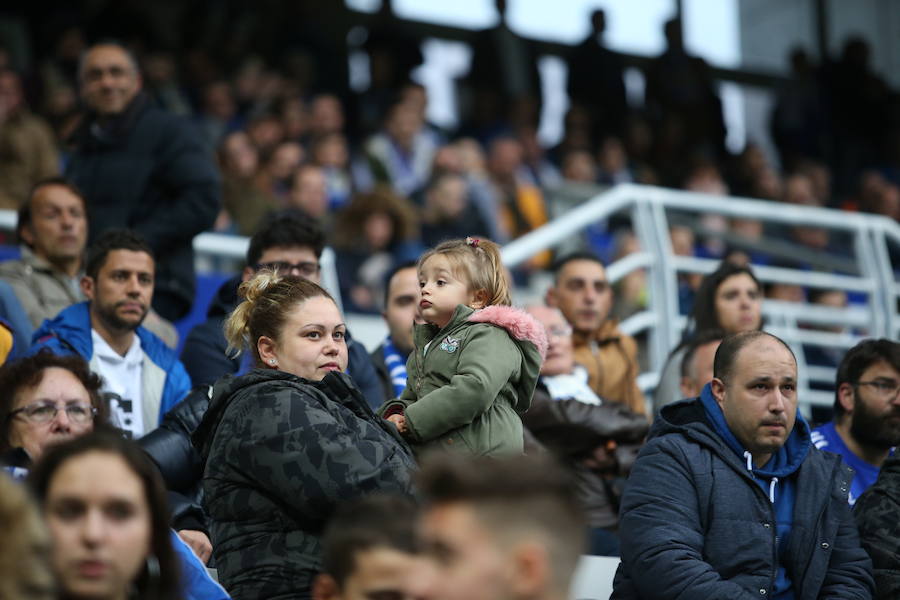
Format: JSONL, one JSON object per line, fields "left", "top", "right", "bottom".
{"left": 386, "top": 414, "right": 408, "bottom": 433}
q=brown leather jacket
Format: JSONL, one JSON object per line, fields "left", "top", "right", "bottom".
{"left": 573, "top": 320, "right": 646, "bottom": 415}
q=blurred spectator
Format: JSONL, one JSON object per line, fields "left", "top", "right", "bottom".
{"left": 645, "top": 19, "right": 726, "bottom": 162}
{"left": 596, "top": 136, "right": 634, "bottom": 185}
{"left": 803, "top": 288, "right": 850, "bottom": 372}
{"left": 452, "top": 138, "right": 507, "bottom": 242}
{"left": 29, "top": 430, "right": 185, "bottom": 600}
{"left": 216, "top": 131, "right": 278, "bottom": 236}
{"left": 524, "top": 305, "right": 648, "bottom": 556}
{"left": 655, "top": 262, "right": 763, "bottom": 411}
{"left": 287, "top": 163, "right": 330, "bottom": 224}
{"left": 561, "top": 149, "right": 597, "bottom": 183}
{"left": 683, "top": 161, "right": 730, "bottom": 259}
{"left": 855, "top": 455, "right": 900, "bottom": 599}
{"left": 487, "top": 136, "right": 550, "bottom": 266}
{"left": 610, "top": 230, "right": 647, "bottom": 322}
{"left": 66, "top": 42, "right": 220, "bottom": 321}
{"left": 420, "top": 172, "right": 491, "bottom": 248}
{"left": 333, "top": 188, "right": 422, "bottom": 314}
{"left": 0, "top": 281, "right": 32, "bottom": 360}
{"left": 30, "top": 230, "right": 191, "bottom": 439}
{"left": 311, "top": 132, "right": 353, "bottom": 211}
{"left": 257, "top": 139, "right": 305, "bottom": 202}
{"left": 567, "top": 9, "right": 627, "bottom": 141}
{"left": 0, "top": 472, "right": 54, "bottom": 600}
{"left": 461, "top": 0, "right": 541, "bottom": 137}
{"left": 517, "top": 124, "right": 562, "bottom": 189}
{"left": 364, "top": 100, "right": 439, "bottom": 197}
{"left": 770, "top": 48, "right": 828, "bottom": 169}
{"left": 678, "top": 329, "right": 723, "bottom": 399}
{"left": 313, "top": 494, "right": 422, "bottom": 600}
{"left": 0, "top": 68, "right": 60, "bottom": 209}
{"left": 196, "top": 80, "right": 241, "bottom": 151}
{"left": 180, "top": 211, "right": 386, "bottom": 410}
{"left": 0, "top": 178, "right": 86, "bottom": 329}
{"left": 409, "top": 453, "right": 586, "bottom": 600}
{"left": 546, "top": 252, "right": 645, "bottom": 415}
{"left": 308, "top": 93, "right": 346, "bottom": 140}
{"left": 246, "top": 111, "right": 284, "bottom": 156}
{"left": 142, "top": 51, "right": 192, "bottom": 116}
{"left": 371, "top": 263, "right": 421, "bottom": 401}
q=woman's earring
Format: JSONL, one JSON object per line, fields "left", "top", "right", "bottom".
{"left": 269, "top": 359, "right": 276, "bottom": 365}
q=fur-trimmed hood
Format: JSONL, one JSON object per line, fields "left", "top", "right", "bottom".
{"left": 467, "top": 305, "right": 549, "bottom": 361}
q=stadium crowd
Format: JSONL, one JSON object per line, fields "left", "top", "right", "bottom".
{"left": 1, "top": 2, "right": 900, "bottom": 599}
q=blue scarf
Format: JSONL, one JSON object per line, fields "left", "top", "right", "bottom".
{"left": 382, "top": 336, "right": 409, "bottom": 397}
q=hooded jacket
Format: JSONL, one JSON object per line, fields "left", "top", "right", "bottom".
{"left": 612, "top": 385, "right": 874, "bottom": 600}
{"left": 194, "top": 369, "right": 415, "bottom": 600}
{"left": 29, "top": 302, "right": 191, "bottom": 429}
{"left": 380, "top": 304, "right": 547, "bottom": 456}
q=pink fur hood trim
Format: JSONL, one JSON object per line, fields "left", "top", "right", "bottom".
{"left": 467, "top": 305, "right": 548, "bottom": 361}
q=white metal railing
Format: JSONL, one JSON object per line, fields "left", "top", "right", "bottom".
{"left": 502, "top": 183, "right": 900, "bottom": 414}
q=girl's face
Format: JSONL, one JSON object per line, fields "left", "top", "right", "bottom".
{"left": 260, "top": 296, "right": 348, "bottom": 381}
{"left": 45, "top": 451, "right": 151, "bottom": 600}
{"left": 714, "top": 273, "right": 762, "bottom": 334}
{"left": 418, "top": 255, "right": 478, "bottom": 329}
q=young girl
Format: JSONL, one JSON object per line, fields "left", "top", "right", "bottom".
{"left": 380, "top": 237, "right": 547, "bottom": 456}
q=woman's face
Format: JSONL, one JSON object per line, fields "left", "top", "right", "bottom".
{"left": 714, "top": 273, "right": 762, "bottom": 334}
{"left": 263, "top": 296, "right": 349, "bottom": 381}
{"left": 45, "top": 451, "right": 151, "bottom": 600}
{"left": 7, "top": 367, "right": 94, "bottom": 461}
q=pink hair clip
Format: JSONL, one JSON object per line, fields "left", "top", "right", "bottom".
{"left": 466, "top": 237, "right": 480, "bottom": 248}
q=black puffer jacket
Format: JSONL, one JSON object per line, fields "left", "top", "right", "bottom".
{"left": 194, "top": 369, "right": 416, "bottom": 600}
{"left": 139, "top": 385, "right": 211, "bottom": 533}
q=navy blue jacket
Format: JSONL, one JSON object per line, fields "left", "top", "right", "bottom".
{"left": 612, "top": 391, "right": 874, "bottom": 600}
{"left": 181, "top": 276, "right": 385, "bottom": 410}
{"left": 66, "top": 93, "right": 220, "bottom": 320}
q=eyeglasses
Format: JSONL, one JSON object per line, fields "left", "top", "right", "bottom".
{"left": 546, "top": 326, "right": 573, "bottom": 338}
{"left": 856, "top": 380, "right": 900, "bottom": 398}
{"left": 8, "top": 402, "right": 97, "bottom": 425}
{"left": 254, "top": 261, "right": 320, "bottom": 277}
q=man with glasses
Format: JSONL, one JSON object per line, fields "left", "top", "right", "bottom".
{"left": 812, "top": 338, "right": 900, "bottom": 504}
{"left": 181, "top": 210, "right": 384, "bottom": 408}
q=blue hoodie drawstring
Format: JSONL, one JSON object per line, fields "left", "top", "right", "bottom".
{"left": 744, "top": 451, "right": 778, "bottom": 503}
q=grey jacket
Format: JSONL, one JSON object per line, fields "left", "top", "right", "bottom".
{"left": 0, "top": 249, "right": 81, "bottom": 329}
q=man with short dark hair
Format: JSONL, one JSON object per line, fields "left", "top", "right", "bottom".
{"left": 371, "top": 262, "right": 420, "bottom": 400}
{"left": 613, "top": 331, "right": 874, "bottom": 599}
{"left": 678, "top": 330, "right": 724, "bottom": 400}
{"left": 313, "top": 494, "right": 421, "bottom": 600}
{"left": 66, "top": 42, "right": 220, "bottom": 321}
{"left": 181, "top": 211, "right": 384, "bottom": 408}
{"left": 410, "top": 453, "right": 586, "bottom": 600}
{"left": 812, "top": 338, "right": 900, "bottom": 504}
{"left": 29, "top": 229, "right": 191, "bottom": 438}
{"left": 546, "top": 252, "right": 645, "bottom": 415}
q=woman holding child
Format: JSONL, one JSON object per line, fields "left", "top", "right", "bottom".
{"left": 194, "top": 272, "right": 415, "bottom": 600}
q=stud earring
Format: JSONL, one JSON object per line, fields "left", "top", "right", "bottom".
{"left": 269, "top": 359, "right": 276, "bottom": 365}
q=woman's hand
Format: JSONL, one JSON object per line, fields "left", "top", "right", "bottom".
{"left": 178, "top": 529, "right": 213, "bottom": 564}
{"left": 386, "top": 414, "right": 408, "bottom": 434}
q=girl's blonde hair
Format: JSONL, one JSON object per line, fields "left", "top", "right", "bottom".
{"left": 418, "top": 237, "right": 511, "bottom": 306}
{"left": 224, "top": 270, "right": 336, "bottom": 366}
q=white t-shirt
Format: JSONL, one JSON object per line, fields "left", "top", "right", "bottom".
{"left": 92, "top": 330, "right": 144, "bottom": 438}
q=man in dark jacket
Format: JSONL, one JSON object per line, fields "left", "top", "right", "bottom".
{"left": 370, "top": 262, "right": 420, "bottom": 401}
{"left": 181, "top": 211, "right": 385, "bottom": 409}
{"left": 67, "top": 42, "right": 220, "bottom": 321}
{"left": 613, "top": 331, "right": 874, "bottom": 599}
{"left": 855, "top": 454, "right": 900, "bottom": 599}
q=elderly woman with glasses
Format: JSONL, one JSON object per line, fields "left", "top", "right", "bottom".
{"left": 1, "top": 350, "right": 107, "bottom": 473}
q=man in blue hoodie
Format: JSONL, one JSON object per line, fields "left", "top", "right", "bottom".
{"left": 613, "top": 331, "right": 874, "bottom": 600}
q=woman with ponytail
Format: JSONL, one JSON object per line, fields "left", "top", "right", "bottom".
{"left": 379, "top": 237, "right": 548, "bottom": 456}
{"left": 193, "top": 271, "right": 415, "bottom": 600}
